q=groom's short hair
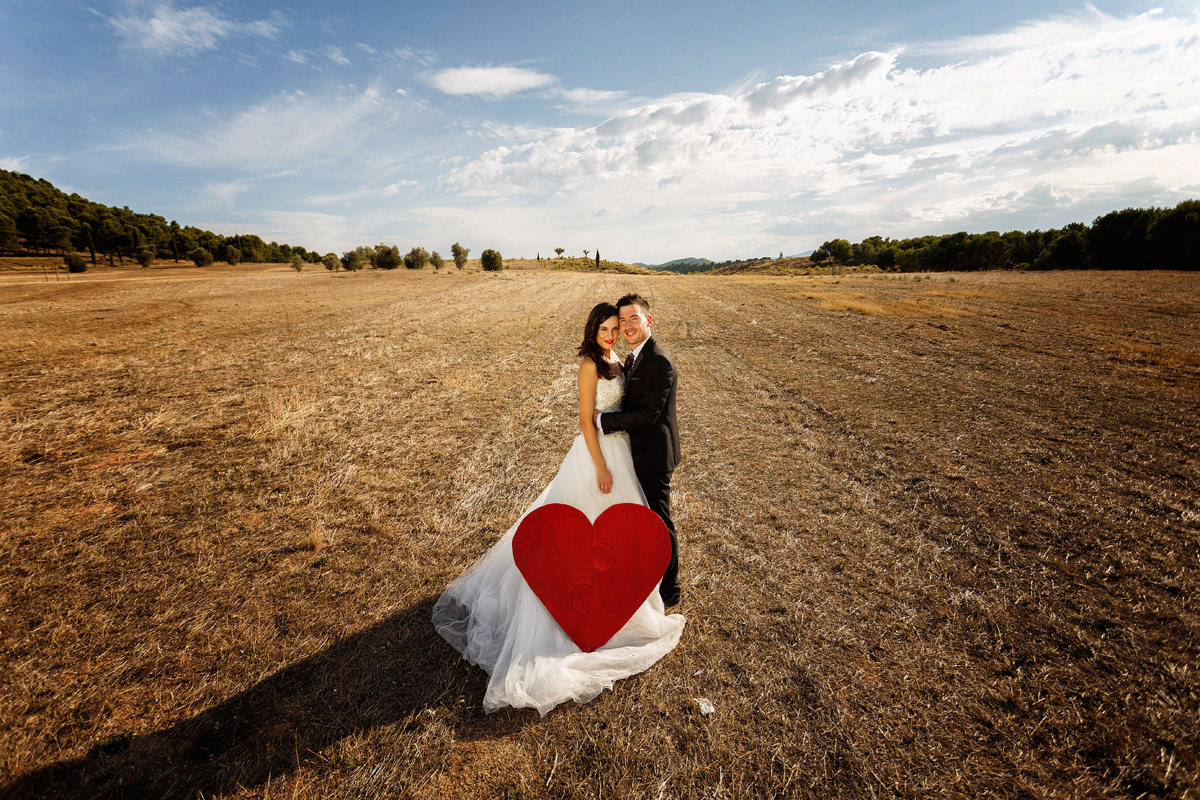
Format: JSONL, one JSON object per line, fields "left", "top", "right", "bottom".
{"left": 616, "top": 293, "right": 650, "bottom": 314}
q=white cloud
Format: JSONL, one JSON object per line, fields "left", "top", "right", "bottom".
{"left": 131, "top": 85, "right": 399, "bottom": 173}
{"left": 108, "top": 2, "right": 284, "bottom": 57}
{"left": 430, "top": 66, "right": 557, "bottom": 97}
{"left": 324, "top": 45, "right": 350, "bottom": 65}
{"left": 382, "top": 180, "right": 418, "bottom": 197}
{"left": 550, "top": 86, "right": 635, "bottom": 115}
{"left": 440, "top": 7, "right": 1200, "bottom": 253}
{"left": 196, "top": 179, "right": 252, "bottom": 206}
{"left": 0, "top": 155, "right": 30, "bottom": 172}
{"left": 394, "top": 46, "right": 439, "bottom": 68}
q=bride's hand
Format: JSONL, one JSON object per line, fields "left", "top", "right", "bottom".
{"left": 596, "top": 464, "right": 613, "bottom": 494}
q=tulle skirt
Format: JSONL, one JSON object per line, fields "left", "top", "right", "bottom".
{"left": 432, "top": 432, "right": 685, "bottom": 716}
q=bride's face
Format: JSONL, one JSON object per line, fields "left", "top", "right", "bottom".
{"left": 596, "top": 316, "right": 619, "bottom": 354}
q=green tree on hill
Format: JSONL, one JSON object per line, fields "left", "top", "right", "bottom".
{"left": 481, "top": 248, "right": 503, "bottom": 271}
{"left": 341, "top": 247, "right": 370, "bottom": 271}
{"left": 0, "top": 168, "right": 317, "bottom": 267}
{"left": 373, "top": 243, "right": 403, "bottom": 270}
{"left": 0, "top": 212, "right": 18, "bottom": 251}
{"left": 1147, "top": 200, "right": 1200, "bottom": 268}
{"left": 451, "top": 242, "right": 469, "bottom": 269}
{"left": 404, "top": 246, "right": 429, "bottom": 269}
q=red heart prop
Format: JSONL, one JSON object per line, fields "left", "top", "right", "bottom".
{"left": 512, "top": 503, "right": 671, "bottom": 653}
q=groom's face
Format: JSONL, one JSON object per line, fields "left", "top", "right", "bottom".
{"left": 618, "top": 303, "right": 651, "bottom": 348}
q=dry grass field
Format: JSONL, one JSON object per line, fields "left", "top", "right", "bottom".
{"left": 1, "top": 263, "right": 1197, "bottom": 799}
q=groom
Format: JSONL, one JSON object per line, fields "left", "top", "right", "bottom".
{"left": 595, "top": 293, "right": 682, "bottom": 607}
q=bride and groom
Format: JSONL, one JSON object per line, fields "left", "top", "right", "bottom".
{"left": 432, "top": 293, "right": 684, "bottom": 716}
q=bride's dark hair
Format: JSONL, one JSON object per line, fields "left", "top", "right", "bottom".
{"left": 578, "top": 302, "right": 620, "bottom": 380}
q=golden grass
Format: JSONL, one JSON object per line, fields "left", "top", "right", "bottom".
{"left": 1, "top": 265, "right": 1198, "bottom": 798}
{"left": 786, "top": 289, "right": 975, "bottom": 317}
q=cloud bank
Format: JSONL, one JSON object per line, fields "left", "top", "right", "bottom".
{"left": 440, "top": 7, "right": 1200, "bottom": 254}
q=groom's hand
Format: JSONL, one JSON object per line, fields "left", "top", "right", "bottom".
{"left": 594, "top": 410, "right": 603, "bottom": 430}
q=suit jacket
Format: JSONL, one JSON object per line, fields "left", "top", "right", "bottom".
{"left": 601, "top": 336, "right": 680, "bottom": 475}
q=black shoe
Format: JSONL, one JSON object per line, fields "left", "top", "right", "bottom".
{"left": 662, "top": 591, "right": 681, "bottom": 608}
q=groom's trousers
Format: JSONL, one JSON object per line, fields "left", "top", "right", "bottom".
{"left": 637, "top": 470, "right": 679, "bottom": 604}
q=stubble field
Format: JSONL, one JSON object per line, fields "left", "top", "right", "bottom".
{"left": 0, "top": 264, "right": 1197, "bottom": 799}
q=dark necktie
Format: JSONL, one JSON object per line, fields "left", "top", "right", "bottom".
{"left": 623, "top": 352, "right": 635, "bottom": 377}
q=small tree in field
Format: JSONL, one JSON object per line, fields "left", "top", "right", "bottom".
{"left": 290, "top": 253, "right": 304, "bottom": 273}
{"left": 429, "top": 250, "right": 443, "bottom": 269}
{"left": 480, "top": 248, "right": 503, "bottom": 271}
{"left": 136, "top": 246, "right": 156, "bottom": 268}
{"left": 373, "top": 244, "right": 403, "bottom": 270}
{"left": 191, "top": 247, "right": 214, "bottom": 267}
{"left": 583, "top": 249, "right": 590, "bottom": 259}
{"left": 404, "top": 246, "right": 429, "bottom": 269}
{"left": 63, "top": 252, "right": 87, "bottom": 273}
{"left": 322, "top": 252, "right": 340, "bottom": 271}
{"left": 554, "top": 247, "right": 565, "bottom": 258}
{"left": 341, "top": 248, "right": 368, "bottom": 272}
{"left": 451, "top": 242, "right": 469, "bottom": 269}
{"left": 223, "top": 245, "right": 242, "bottom": 265}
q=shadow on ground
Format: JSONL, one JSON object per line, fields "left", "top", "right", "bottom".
{"left": 4, "top": 598, "right": 515, "bottom": 799}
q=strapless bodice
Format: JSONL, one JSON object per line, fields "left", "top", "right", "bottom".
{"left": 595, "top": 375, "right": 624, "bottom": 414}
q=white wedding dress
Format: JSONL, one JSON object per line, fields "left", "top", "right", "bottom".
{"left": 432, "top": 374, "right": 686, "bottom": 716}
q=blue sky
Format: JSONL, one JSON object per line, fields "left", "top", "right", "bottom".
{"left": 2, "top": 1, "right": 1198, "bottom": 262}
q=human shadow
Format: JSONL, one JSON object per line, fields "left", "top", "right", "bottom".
{"left": 4, "top": 598, "right": 519, "bottom": 799}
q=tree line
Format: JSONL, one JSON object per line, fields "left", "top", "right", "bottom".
{"left": 1, "top": 169, "right": 506, "bottom": 274}
{"left": 326, "top": 242, "right": 498, "bottom": 271}
{"left": 0, "top": 169, "right": 324, "bottom": 267}
{"left": 810, "top": 200, "right": 1199, "bottom": 272}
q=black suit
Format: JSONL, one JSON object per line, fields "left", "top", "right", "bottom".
{"left": 600, "top": 336, "right": 681, "bottom": 603}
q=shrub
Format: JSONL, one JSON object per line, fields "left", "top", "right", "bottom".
{"left": 63, "top": 252, "right": 87, "bottom": 273}
{"left": 429, "top": 250, "right": 443, "bottom": 269}
{"left": 290, "top": 253, "right": 304, "bottom": 273}
{"left": 223, "top": 245, "right": 241, "bottom": 265}
{"left": 190, "top": 247, "right": 214, "bottom": 267}
{"left": 135, "top": 245, "right": 156, "bottom": 268}
{"left": 322, "top": 252, "right": 340, "bottom": 271}
{"left": 341, "top": 249, "right": 367, "bottom": 272}
{"left": 403, "top": 246, "right": 429, "bottom": 269}
{"left": 373, "top": 244, "right": 403, "bottom": 270}
{"left": 451, "top": 242, "right": 469, "bottom": 269}
{"left": 480, "top": 248, "right": 503, "bottom": 271}
{"left": 374, "top": 244, "right": 403, "bottom": 268}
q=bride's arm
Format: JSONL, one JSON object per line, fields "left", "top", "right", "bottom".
{"left": 578, "top": 359, "right": 613, "bottom": 494}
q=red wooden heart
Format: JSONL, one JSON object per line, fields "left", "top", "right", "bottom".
{"left": 512, "top": 503, "right": 672, "bottom": 653}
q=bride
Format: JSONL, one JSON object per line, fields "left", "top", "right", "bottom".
{"left": 432, "top": 302, "right": 686, "bottom": 716}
